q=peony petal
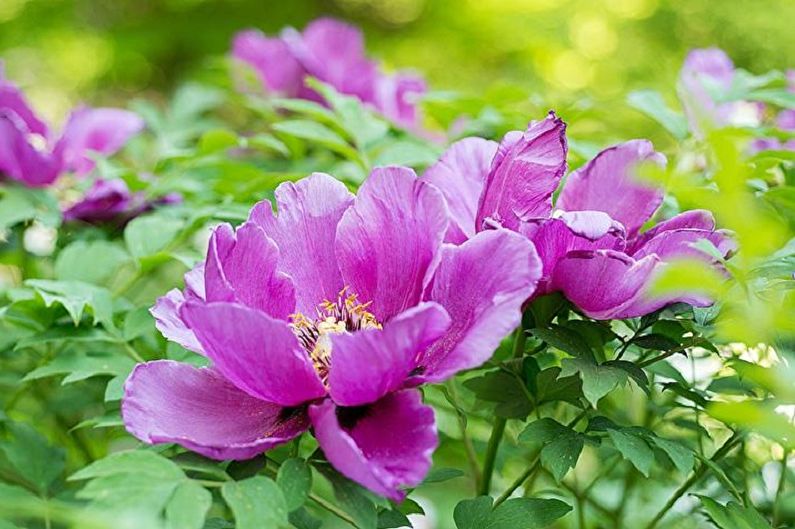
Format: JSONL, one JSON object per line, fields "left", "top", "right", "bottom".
{"left": 249, "top": 173, "right": 354, "bottom": 314}
{"left": 475, "top": 112, "right": 567, "bottom": 231}
{"left": 204, "top": 222, "right": 296, "bottom": 320}
{"left": 328, "top": 302, "right": 450, "bottom": 406}
{"left": 122, "top": 360, "right": 308, "bottom": 460}
{"left": 0, "top": 65, "right": 49, "bottom": 136}
{"left": 422, "top": 137, "right": 498, "bottom": 243}
{"left": 631, "top": 228, "right": 736, "bottom": 262}
{"left": 627, "top": 209, "right": 716, "bottom": 254}
{"left": 55, "top": 107, "right": 144, "bottom": 176}
{"left": 231, "top": 30, "right": 304, "bottom": 96}
{"left": 62, "top": 178, "right": 150, "bottom": 224}
{"left": 679, "top": 48, "right": 743, "bottom": 131}
{"left": 373, "top": 72, "right": 427, "bottom": 128}
{"left": 309, "top": 389, "right": 437, "bottom": 501}
{"left": 181, "top": 302, "right": 326, "bottom": 407}
{"left": 150, "top": 288, "right": 205, "bottom": 355}
{"left": 336, "top": 166, "right": 448, "bottom": 322}
{"left": 0, "top": 113, "right": 60, "bottom": 186}
{"left": 522, "top": 215, "right": 625, "bottom": 296}
{"left": 417, "top": 229, "right": 541, "bottom": 382}
{"left": 556, "top": 140, "right": 666, "bottom": 237}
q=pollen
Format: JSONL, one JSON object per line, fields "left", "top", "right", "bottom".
{"left": 289, "top": 287, "right": 381, "bottom": 383}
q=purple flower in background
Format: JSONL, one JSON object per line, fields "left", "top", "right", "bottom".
{"left": 232, "top": 18, "right": 426, "bottom": 129}
{"left": 63, "top": 179, "right": 182, "bottom": 226}
{"left": 678, "top": 48, "right": 763, "bottom": 134}
{"left": 422, "top": 112, "right": 735, "bottom": 320}
{"left": 125, "top": 169, "right": 540, "bottom": 499}
{"left": 0, "top": 64, "right": 144, "bottom": 187}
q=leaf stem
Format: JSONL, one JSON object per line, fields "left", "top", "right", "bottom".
{"left": 478, "top": 327, "right": 527, "bottom": 496}
{"left": 643, "top": 430, "right": 743, "bottom": 529}
{"left": 308, "top": 492, "right": 359, "bottom": 528}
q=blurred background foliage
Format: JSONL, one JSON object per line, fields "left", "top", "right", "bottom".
{"left": 2, "top": 0, "right": 794, "bottom": 142}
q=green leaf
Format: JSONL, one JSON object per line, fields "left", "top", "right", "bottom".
{"left": 71, "top": 450, "right": 185, "bottom": 482}
{"left": 272, "top": 120, "right": 357, "bottom": 159}
{"left": 124, "top": 215, "right": 184, "bottom": 261}
{"left": 453, "top": 497, "right": 493, "bottom": 529}
{"left": 650, "top": 437, "right": 695, "bottom": 474}
{"left": 25, "top": 279, "right": 114, "bottom": 327}
{"left": 276, "top": 458, "right": 311, "bottom": 512}
{"left": 632, "top": 333, "right": 680, "bottom": 351}
{"left": 55, "top": 240, "right": 131, "bottom": 284}
{"left": 463, "top": 369, "right": 533, "bottom": 419}
{"left": 532, "top": 325, "right": 594, "bottom": 359}
{"left": 24, "top": 349, "right": 135, "bottom": 385}
{"left": 0, "top": 422, "right": 65, "bottom": 494}
{"left": 422, "top": 467, "right": 465, "bottom": 484}
{"left": 221, "top": 476, "right": 289, "bottom": 529}
{"left": 708, "top": 400, "right": 795, "bottom": 449}
{"left": 316, "top": 464, "right": 378, "bottom": 529}
{"left": 695, "top": 495, "right": 771, "bottom": 529}
{"left": 518, "top": 418, "right": 570, "bottom": 445}
{"left": 454, "top": 496, "right": 572, "bottom": 529}
{"left": 560, "top": 357, "right": 628, "bottom": 406}
{"left": 532, "top": 367, "right": 583, "bottom": 406}
{"left": 289, "top": 508, "right": 323, "bottom": 529}
{"left": 607, "top": 429, "right": 654, "bottom": 477}
{"left": 373, "top": 140, "right": 441, "bottom": 167}
{"left": 0, "top": 185, "right": 61, "bottom": 230}
{"left": 198, "top": 128, "right": 239, "bottom": 155}
{"left": 377, "top": 508, "right": 411, "bottom": 528}
{"left": 627, "top": 90, "right": 689, "bottom": 139}
{"left": 166, "top": 481, "right": 211, "bottom": 529}
{"left": 540, "top": 433, "right": 585, "bottom": 482}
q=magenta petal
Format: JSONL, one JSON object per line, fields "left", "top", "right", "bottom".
{"left": 0, "top": 65, "right": 49, "bottom": 136}
{"left": 232, "top": 30, "right": 304, "bottom": 96}
{"left": 309, "top": 389, "right": 437, "bottom": 501}
{"left": 523, "top": 216, "right": 625, "bottom": 296}
{"left": 373, "top": 72, "right": 427, "bottom": 128}
{"left": 0, "top": 114, "right": 60, "bottom": 186}
{"left": 627, "top": 210, "right": 716, "bottom": 254}
{"left": 556, "top": 140, "right": 666, "bottom": 238}
{"left": 249, "top": 173, "right": 354, "bottom": 314}
{"left": 679, "top": 48, "right": 740, "bottom": 130}
{"left": 122, "top": 360, "right": 308, "bottom": 460}
{"left": 336, "top": 166, "right": 448, "bottom": 322}
{"left": 55, "top": 107, "right": 144, "bottom": 176}
{"left": 328, "top": 303, "right": 450, "bottom": 407}
{"left": 632, "top": 228, "right": 736, "bottom": 262}
{"left": 422, "top": 137, "right": 498, "bottom": 243}
{"left": 418, "top": 230, "right": 541, "bottom": 382}
{"left": 151, "top": 288, "right": 205, "bottom": 355}
{"left": 181, "top": 302, "right": 326, "bottom": 407}
{"left": 475, "top": 112, "right": 567, "bottom": 231}
{"left": 204, "top": 222, "right": 296, "bottom": 320}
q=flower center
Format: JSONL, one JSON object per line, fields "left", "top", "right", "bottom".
{"left": 289, "top": 287, "right": 381, "bottom": 383}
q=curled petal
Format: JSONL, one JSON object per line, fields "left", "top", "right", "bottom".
{"left": 475, "top": 111, "right": 567, "bottom": 231}
{"left": 122, "top": 360, "right": 308, "bottom": 460}
{"left": 55, "top": 107, "right": 144, "bottom": 176}
{"left": 373, "top": 72, "right": 426, "bottom": 128}
{"left": 181, "top": 302, "right": 326, "bottom": 407}
{"left": 627, "top": 210, "right": 716, "bottom": 254}
{"left": 417, "top": 229, "right": 541, "bottom": 382}
{"left": 232, "top": 30, "right": 304, "bottom": 95}
{"left": 0, "top": 65, "right": 48, "bottom": 136}
{"left": 249, "top": 173, "right": 354, "bottom": 314}
{"left": 151, "top": 288, "right": 204, "bottom": 355}
{"left": 328, "top": 302, "right": 450, "bottom": 406}
{"left": 204, "top": 222, "right": 296, "bottom": 320}
{"left": 556, "top": 140, "right": 666, "bottom": 237}
{"left": 632, "top": 228, "right": 736, "bottom": 262}
{"left": 0, "top": 114, "right": 59, "bottom": 186}
{"left": 62, "top": 178, "right": 148, "bottom": 224}
{"left": 309, "top": 389, "right": 437, "bottom": 501}
{"left": 336, "top": 166, "right": 448, "bottom": 322}
{"left": 422, "top": 137, "right": 498, "bottom": 243}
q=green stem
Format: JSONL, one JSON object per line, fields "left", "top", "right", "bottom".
{"left": 478, "top": 327, "right": 527, "bottom": 496}
{"left": 493, "top": 409, "right": 589, "bottom": 506}
{"left": 644, "top": 431, "right": 743, "bottom": 529}
{"left": 773, "top": 448, "right": 790, "bottom": 527}
{"left": 309, "top": 492, "right": 359, "bottom": 528}
{"left": 122, "top": 342, "right": 146, "bottom": 363}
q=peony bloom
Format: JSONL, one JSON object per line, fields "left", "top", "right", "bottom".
{"left": 63, "top": 179, "right": 181, "bottom": 225}
{"left": 0, "top": 65, "right": 144, "bottom": 187}
{"left": 678, "top": 48, "right": 764, "bottom": 134}
{"left": 231, "top": 18, "right": 426, "bottom": 129}
{"left": 422, "top": 112, "right": 736, "bottom": 320}
{"left": 125, "top": 169, "right": 540, "bottom": 499}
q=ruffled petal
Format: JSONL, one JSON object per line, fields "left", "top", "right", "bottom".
{"left": 249, "top": 173, "right": 354, "bottom": 314}
{"left": 522, "top": 214, "right": 625, "bottom": 296}
{"left": 631, "top": 228, "right": 736, "bottom": 262}
{"left": 150, "top": 288, "right": 205, "bottom": 355}
{"left": 475, "top": 111, "right": 567, "bottom": 231}
{"left": 122, "top": 360, "right": 308, "bottom": 460}
{"left": 627, "top": 209, "right": 716, "bottom": 254}
{"left": 417, "top": 229, "right": 541, "bottom": 382}
{"left": 336, "top": 166, "right": 448, "bottom": 322}
{"left": 309, "top": 389, "right": 437, "bottom": 501}
{"left": 231, "top": 30, "right": 304, "bottom": 96}
{"left": 328, "top": 303, "right": 450, "bottom": 406}
{"left": 204, "top": 222, "right": 296, "bottom": 320}
{"left": 422, "top": 137, "right": 498, "bottom": 243}
{"left": 55, "top": 107, "right": 144, "bottom": 176}
{"left": 181, "top": 302, "right": 326, "bottom": 407}
{"left": 556, "top": 140, "right": 666, "bottom": 237}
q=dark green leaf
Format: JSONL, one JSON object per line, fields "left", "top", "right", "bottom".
{"left": 607, "top": 429, "right": 654, "bottom": 477}
{"left": 222, "top": 476, "right": 289, "bottom": 529}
